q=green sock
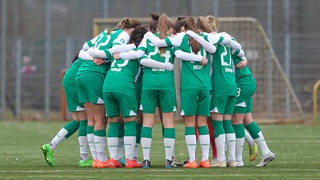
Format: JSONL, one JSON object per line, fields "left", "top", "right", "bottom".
{"left": 223, "top": 120, "right": 234, "bottom": 134}
{"left": 108, "top": 122, "right": 120, "bottom": 137}
{"left": 64, "top": 120, "right": 80, "bottom": 138}
{"left": 124, "top": 121, "right": 137, "bottom": 136}
{"left": 233, "top": 124, "right": 245, "bottom": 138}
{"left": 212, "top": 120, "right": 224, "bottom": 138}
{"left": 164, "top": 128, "right": 175, "bottom": 138}
{"left": 141, "top": 126, "right": 152, "bottom": 138}
{"left": 78, "top": 120, "right": 87, "bottom": 136}
{"left": 245, "top": 122, "right": 261, "bottom": 139}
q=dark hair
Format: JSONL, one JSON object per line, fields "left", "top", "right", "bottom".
{"left": 173, "top": 16, "right": 186, "bottom": 34}
{"left": 130, "top": 26, "right": 148, "bottom": 47}
{"left": 149, "top": 13, "right": 159, "bottom": 34}
{"left": 184, "top": 16, "right": 201, "bottom": 53}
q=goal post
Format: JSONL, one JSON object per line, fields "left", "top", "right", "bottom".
{"left": 90, "top": 16, "right": 306, "bottom": 124}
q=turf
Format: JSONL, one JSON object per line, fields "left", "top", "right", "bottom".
{"left": 0, "top": 121, "right": 319, "bottom": 179}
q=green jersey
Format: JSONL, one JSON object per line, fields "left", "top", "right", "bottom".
{"left": 166, "top": 33, "right": 211, "bottom": 90}
{"left": 211, "top": 44, "right": 237, "bottom": 96}
{"left": 76, "top": 29, "right": 123, "bottom": 77}
{"left": 232, "top": 49, "right": 252, "bottom": 80}
{"left": 103, "top": 58, "right": 141, "bottom": 94}
{"left": 137, "top": 34, "right": 175, "bottom": 91}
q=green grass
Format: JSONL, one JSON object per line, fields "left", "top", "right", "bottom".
{"left": 0, "top": 121, "right": 319, "bottom": 179}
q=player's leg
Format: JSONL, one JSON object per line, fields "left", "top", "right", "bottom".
{"left": 232, "top": 113, "right": 245, "bottom": 167}
{"left": 197, "top": 116, "right": 210, "bottom": 168}
{"left": 244, "top": 113, "right": 275, "bottom": 167}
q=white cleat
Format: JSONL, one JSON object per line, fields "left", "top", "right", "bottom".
{"left": 256, "top": 152, "right": 275, "bottom": 167}
{"left": 210, "top": 159, "right": 227, "bottom": 167}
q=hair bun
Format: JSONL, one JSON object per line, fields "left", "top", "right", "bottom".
{"left": 150, "top": 13, "right": 159, "bottom": 21}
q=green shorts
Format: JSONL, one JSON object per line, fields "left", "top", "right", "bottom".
{"left": 62, "top": 71, "right": 84, "bottom": 112}
{"left": 76, "top": 72, "right": 105, "bottom": 104}
{"left": 141, "top": 90, "right": 176, "bottom": 113}
{"left": 180, "top": 89, "right": 210, "bottom": 116}
{"left": 234, "top": 75, "right": 256, "bottom": 114}
{"left": 210, "top": 92, "right": 236, "bottom": 115}
{"left": 104, "top": 92, "right": 138, "bottom": 118}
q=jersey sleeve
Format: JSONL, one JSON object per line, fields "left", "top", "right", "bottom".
{"left": 113, "top": 31, "right": 130, "bottom": 46}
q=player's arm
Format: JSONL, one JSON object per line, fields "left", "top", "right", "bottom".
{"left": 219, "top": 32, "right": 241, "bottom": 50}
{"left": 185, "top": 30, "right": 216, "bottom": 54}
{"left": 139, "top": 55, "right": 174, "bottom": 71}
{"left": 144, "top": 31, "right": 185, "bottom": 47}
{"left": 117, "top": 37, "right": 148, "bottom": 60}
{"left": 88, "top": 44, "right": 136, "bottom": 59}
{"left": 174, "top": 48, "right": 208, "bottom": 65}
{"left": 82, "top": 32, "right": 103, "bottom": 51}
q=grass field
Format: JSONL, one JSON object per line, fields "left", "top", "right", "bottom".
{"left": 0, "top": 121, "right": 319, "bottom": 179}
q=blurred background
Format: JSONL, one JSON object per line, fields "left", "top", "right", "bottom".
{"left": 0, "top": 0, "right": 319, "bottom": 122}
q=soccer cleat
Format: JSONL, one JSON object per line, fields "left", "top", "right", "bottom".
{"left": 198, "top": 160, "right": 210, "bottom": 168}
{"left": 95, "top": 159, "right": 110, "bottom": 168}
{"left": 227, "top": 160, "right": 237, "bottom": 167}
{"left": 210, "top": 159, "right": 227, "bottom": 167}
{"left": 79, "top": 158, "right": 93, "bottom": 167}
{"left": 142, "top": 160, "right": 151, "bottom": 168}
{"left": 92, "top": 159, "right": 98, "bottom": 168}
{"left": 256, "top": 152, "right": 275, "bottom": 167}
{"left": 118, "top": 158, "right": 127, "bottom": 166}
{"left": 249, "top": 142, "right": 259, "bottom": 161}
{"left": 126, "top": 159, "right": 142, "bottom": 168}
{"left": 236, "top": 161, "right": 244, "bottom": 167}
{"left": 108, "top": 159, "right": 122, "bottom": 168}
{"left": 165, "top": 159, "right": 178, "bottom": 168}
{"left": 41, "top": 144, "right": 54, "bottom": 166}
{"left": 171, "top": 156, "right": 181, "bottom": 166}
{"left": 183, "top": 160, "right": 198, "bottom": 168}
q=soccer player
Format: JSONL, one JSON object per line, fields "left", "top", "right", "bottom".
{"left": 231, "top": 52, "right": 275, "bottom": 167}
{"left": 76, "top": 18, "right": 140, "bottom": 168}
{"left": 144, "top": 16, "right": 212, "bottom": 168}
{"left": 186, "top": 26, "right": 242, "bottom": 168}
{"left": 41, "top": 53, "right": 91, "bottom": 167}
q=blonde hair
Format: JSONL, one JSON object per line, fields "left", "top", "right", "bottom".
{"left": 184, "top": 16, "right": 201, "bottom": 54}
{"left": 206, "top": 15, "right": 218, "bottom": 32}
{"left": 158, "top": 13, "right": 173, "bottom": 54}
{"left": 196, "top": 16, "right": 213, "bottom": 33}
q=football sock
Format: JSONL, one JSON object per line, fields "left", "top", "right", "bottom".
{"left": 108, "top": 122, "right": 120, "bottom": 160}
{"left": 124, "top": 121, "right": 137, "bottom": 160}
{"left": 94, "top": 129, "right": 107, "bottom": 162}
{"left": 50, "top": 120, "right": 79, "bottom": 149}
{"left": 198, "top": 126, "right": 210, "bottom": 161}
{"left": 78, "top": 120, "right": 88, "bottom": 161}
{"left": 87, "top": 125, "right": 97, "bottom": 160}
{"left": 245, "top": 129, "right": 255, "bottom": 146}
{"left": 134, "top": 123, "right": 143, "bottom": 159}
{"left": 117, "top": 123, "right": 125, "bottom": 160}
{"left": 185, "top": 126, "right": 196, "bottom": 162}
{"left": 224, "top": 120, "right": 236, "bottom": 161}
{"left": 212, "top": 120, "right": 226, "bottom": 162}
{"left": 246, "top": 122, "right": 271, "bottom": 156}
{"left": 164, "top": 128, "right": 175, "bottom": 161}
{"left": 233, "top": 124, "right": 245, "bottom": 162}
{"left": 141, "top": 126, "right": 152, "bottom": 161}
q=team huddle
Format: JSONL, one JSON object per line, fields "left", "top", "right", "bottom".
{"left": 41, "top": 13, "right": 275, "bottom": 169}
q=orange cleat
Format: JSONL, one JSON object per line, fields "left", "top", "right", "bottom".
{"left": 92, "top": 159, "right": 98, "bottom": 168}
{"left": 198, "top": 160, "right": 210, "bottom": 168}
{"left": 125, "top": 159, "right": 142, "bottom": 168}
{"left": 108, "top": 159, "right": 123, "bottom": 168}
{"left": 183, "top": 160, "right": 198, "bottom": 168}
{"left": 96, "top": 159, "right": 110, "bottom": 168}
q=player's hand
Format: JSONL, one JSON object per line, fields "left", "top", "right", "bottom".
{"left": 164, "top": 62, "right": 174, "bottom": 71}
{"left": 93, "top": 58, "right": 105, "bottom": 65}
{"left": 201, "top": 56, "right": 208, "bottom": 66}
{"left": 113, "top": 53, "right": 120, "bottom": 60}
{"left": 236, "top": 58, "right": 247, "bottom": 69}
